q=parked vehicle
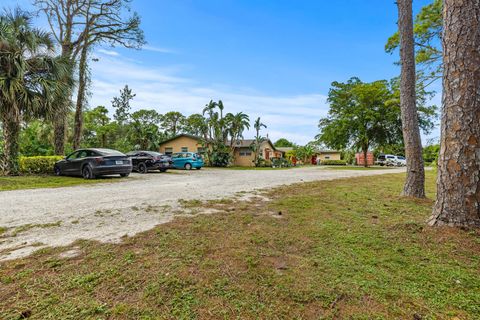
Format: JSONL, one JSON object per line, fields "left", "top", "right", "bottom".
{"left": 171, "top": 152, "right": 204, "bottom": 170}
{"left": 376, "top": 154, "right": 406, "bottom": 166}
{"left": 392, "top": 155, "right": 406, "bottom": 166}
{"left": 54, "top": 148, "right": 132, "bottom": 179}
{"left": 126, "top": 151, "right": 172, "bottom": 173}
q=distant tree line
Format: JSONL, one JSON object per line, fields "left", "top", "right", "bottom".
{"left": 5, "top": 85, "right": 270, "bottom": 168}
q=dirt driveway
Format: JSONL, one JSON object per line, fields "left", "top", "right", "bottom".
{"left": 0, "top": 167, "right": 405, "bottom": 260}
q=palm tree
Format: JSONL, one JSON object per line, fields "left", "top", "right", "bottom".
{"left": 0, "top": 9, "right": 72, "bottom": 175}
{"left": 226, "top": 112, "right": 250, "bottom": 153}
{"left": 252, "top": 117, "right": 267, "bottom": 167}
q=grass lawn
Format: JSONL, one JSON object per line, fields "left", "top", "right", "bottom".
{"left": 0, "top": 175, "right": 122, "bottom": 191}
{"left": 321, "top": 165, "right": 397, "bottom": 170}
{"left": 1, "top": 171, "right": 479, "bottom": 319}
{"left": 217, "top": 166, "right": 293, "bottom": 170}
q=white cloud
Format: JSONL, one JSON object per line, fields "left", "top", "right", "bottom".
{"left": 88, "top": 56, "right": 329, "bottom": 145}
{"left": 97, "top": 49, "right": 120, "bottom": 56}
{"left": 143, "top": 45, "right": 177, "bottom": 54}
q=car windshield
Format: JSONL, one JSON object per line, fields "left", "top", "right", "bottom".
{"left": 147, "top": 151, "right": 162, "bottom": 157}
{"left": 397, "top": 156, "right": 405, "bottom": 160}
{"left": 96, "top": 149, "right": 125, "bottom": 156}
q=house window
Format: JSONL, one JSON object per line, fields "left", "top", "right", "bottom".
{"left": 165, "top": 147, "right": 173, "bottom": 155}
{"left": 325, "top": 156, "right": 330, "bottom": 160}
{"left": 197, "top": 147, "right": 205, "bottom": 154}
{"left": 239, "top": 148, "right": 252, "bottom": 156}
{"left": 181, "top": 147, "right": 188, "bottom": 152}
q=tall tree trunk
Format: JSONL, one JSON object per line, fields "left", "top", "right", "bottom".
{"left": 362, "top": 144, "right": 368, "bottom": 168}
{"left": 1, "top": 110, "right": 21, "bottom": 175}
{"left": 54, "top": 44, "right": 75, "bottom": 155}
{"left": 429, "top": 0, "right": 480, "bottom": 226}
{"left": 54, "top": 116, "right": 66, "bottom": 155}
{"left": 397, "top": 0, "right": 425, "bottom": 198}
{"left": 73, "top": 44, "right": 89, "bottom": 150}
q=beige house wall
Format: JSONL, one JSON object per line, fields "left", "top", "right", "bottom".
{"left": 158, "top": 136, "right": 283, "bottom": 166}
{"left": 318, "top": 152, "right": 341, "bottom": 161}
{"left": 233, "top": 141, "right": 277, "bottom": 167}
{"left": 158, "top": 136, "right": 203, "bottom": 154}
{"left": 233, "top": 147, "right": 254, "bottom": 167}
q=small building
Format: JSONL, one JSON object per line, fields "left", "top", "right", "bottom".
{"left": 158, "top": 134, "right": 205, "bottom": 156}
{"left": 157, "top": 134, "right": 283, "bottom": 167}
{"left": 315, "top": 150, "right": 341, "bottom": 161}
{"left": 355, "top": 152, "right": 374, "bottom": 166}
{"left": 232, "top": 139, "right": 281, "bottom": 167}
{"left": 276, "top": 147, "right": 341, "bottom": 165}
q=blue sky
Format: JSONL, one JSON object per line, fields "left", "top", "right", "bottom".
{"left": 4, "top": 0, "right": 440, "bottom": 144}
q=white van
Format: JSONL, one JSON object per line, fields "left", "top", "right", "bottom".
{"left": 377, "top": 154, "right": 406, "bottom": 166}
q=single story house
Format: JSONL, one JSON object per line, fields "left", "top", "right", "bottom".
{"left": 157, "top": 134, "right": 283, "bottom": 167}
{"left": 276, "top": 147, "right": 341, "bottom": 164}
{"left": 231, "top": 139, "right": 283, "bottom": 167}
{"left": 158, "top": 134, "right": 205, "bottom": 155}
{"left": 314, "top": 149, "right": 342, "bottom": 162}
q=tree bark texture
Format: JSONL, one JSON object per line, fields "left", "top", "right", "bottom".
{"left": 53, "top": 44, "right": 74, "bottom": 155}
{"left": 1, "top": 110, "right": 21, "bottom": 175}
{"left": 397, "top": 0, "right": 426, "bottom": 198}
{"left": 429, "top": 0, "right": 480, "bottom": 226}
{"left": 53, "top": 115, "right": 66, "bottom": 155}
{"left": 73, "top": 44, "right": 89, "bottom": 150}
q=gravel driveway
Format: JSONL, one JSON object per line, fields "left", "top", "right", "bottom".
{"left": 0, "top": 167, "right": 405, "bottom": 260}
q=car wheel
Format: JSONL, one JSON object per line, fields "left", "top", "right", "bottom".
{"left": 160, "top": 168, "right": 167, "bottom": 173}
{"left": 196, "top": 167, "right": 201, "bottom": 170}
{"left": 184, "top": 163, "right": 192, "bottom": 170}
{"left": 138, "top": 162, "right": 147, "bottom": 174}
{"left": 82, "top": 165, "right": 95, "bottom": 179}
{"left": 120, "top": 173, "right": 129, "bottom": 177}
{"left": 54, "top": 165, "right": 62, "bottom": 176}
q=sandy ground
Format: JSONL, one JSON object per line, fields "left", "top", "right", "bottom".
{"left": 0, "top": 167, "right": 405, "bottom": 260}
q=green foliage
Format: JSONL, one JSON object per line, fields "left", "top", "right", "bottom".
{"left": 252, "top": 117, "right": 267, "bottom": 167}
{"left": 129, "top": 109, "right": 163, "bottom": 150}
{"left": 320, "top": 159, "right": 347, "bottom": 166}
{"left": 19, "top": 120, "right": 54, "bottom": 156}
{"left": 274, "top": 138, "right": 295, "bottom": 148}
{"left": 112, "top": 85, "right": 135, "bottom": 125}
{"left": 200, "top": 100, "right": 251, "bottom": 167}
{"left": 423, "top": 144, "right": 440, "bottom": 164}
{"left": 317, "top": 77, "right": 437, "bottom": 158}
{"left": 209, "top": 149, "right": 231, "bottom": 167}
{"left": 19, "top": 156, "right": 63, "bottom": 174}
{"left": 386, "top": 0, "right": 442, "bottom": 83}
{"left": 82, "top": 106, "right": 116, "bottom": 148}
{"left": 184, "top": 114, "right": 208, "bottom": 136}
{"left": 161, "top": 111, "right": 186, "bottom": 137}
{"left": 294, "top": 144, "right": 316, "bottom": 163}
{"left": 0, "top": 9, "right": 72, "bottom": 174}
{"left": 271, "top": 157, "right": 290, "bottom": 168}
{"left": 341, "top": 149, "right": 356, "bottom": 165}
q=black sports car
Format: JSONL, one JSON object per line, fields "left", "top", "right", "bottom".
{"left": 126, "top": 151, "right": 172, "bottom": 173}
{"left": 54, "top": 148, "right": 132, "bottom": 179}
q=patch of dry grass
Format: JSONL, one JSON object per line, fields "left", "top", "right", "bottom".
{"left": 0, "top": 171, "right": 479, "bottom": 319}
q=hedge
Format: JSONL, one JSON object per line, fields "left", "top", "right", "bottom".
{"left": 19, "top": 156, "right": 63, "bottom": 174}
{"left": 320, "top": 159, "right": 347, "bottom": 166}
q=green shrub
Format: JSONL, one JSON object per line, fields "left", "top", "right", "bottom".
{"left": 272, "top": 157, "right": 291, "bottom": 168}
{"left": 320, "top": 159, "right": 347, "bottom": 166}
{"left": 19, "top": 156, "right": 63, "bottom": 174}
